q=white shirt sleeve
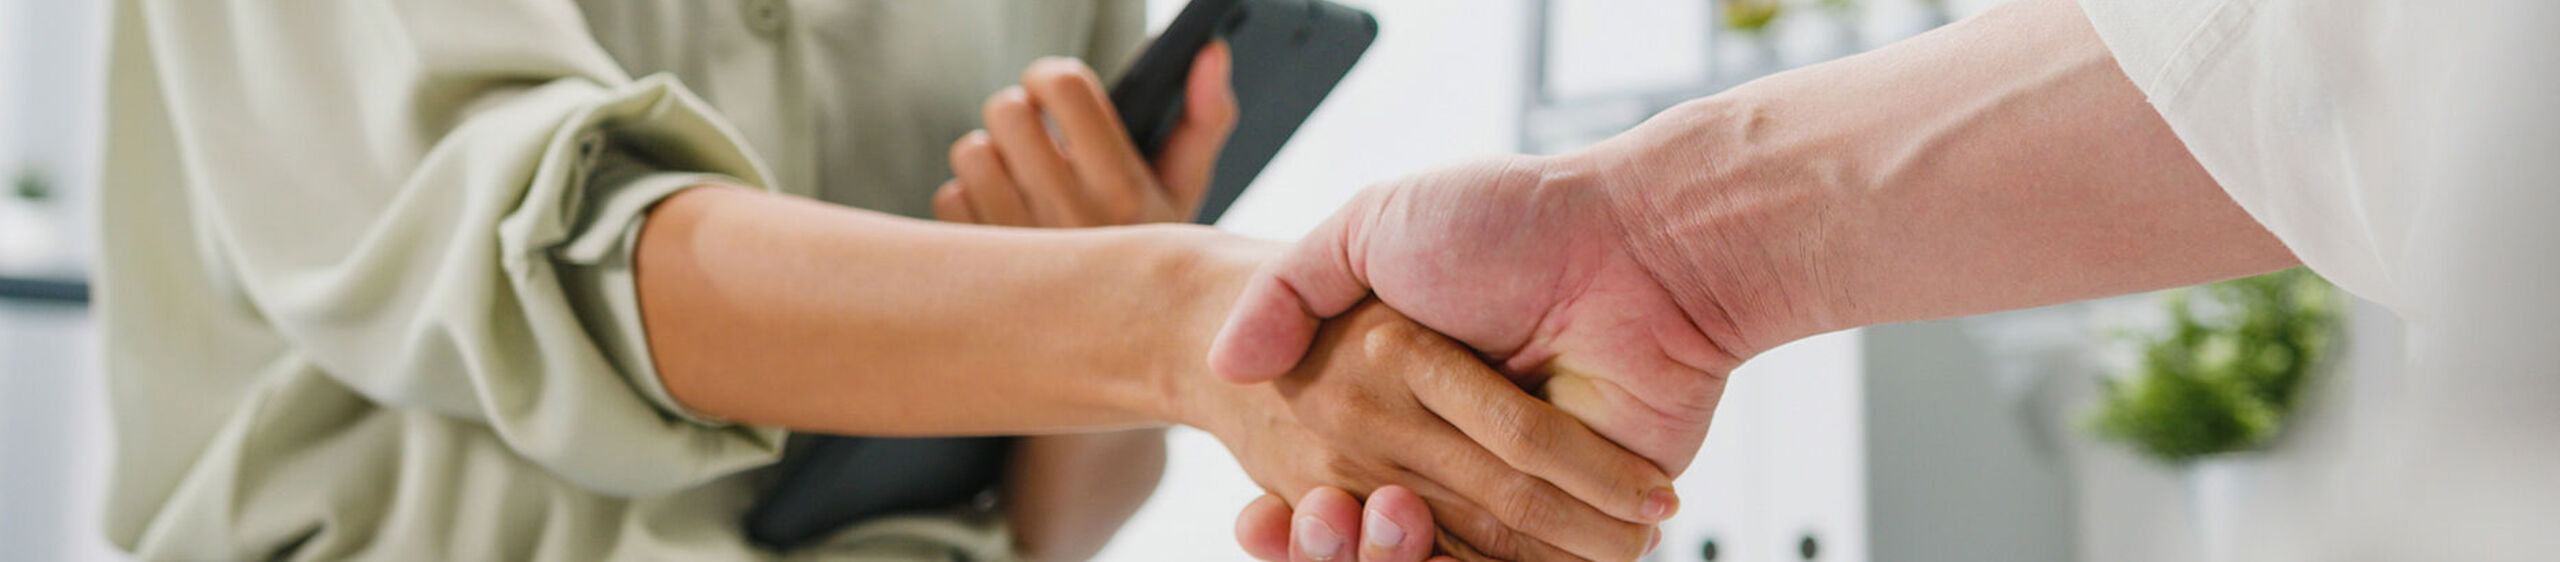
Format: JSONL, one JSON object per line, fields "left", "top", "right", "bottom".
{"left": 2078, "top": 1, "right": 2560, "bottom": 558}
{"left": 2077, "top": 0, "right": 2418, "bottom": 309}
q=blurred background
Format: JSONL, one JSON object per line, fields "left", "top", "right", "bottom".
{"left": 0, "top": 0, "right": 2402, "bottom": 560}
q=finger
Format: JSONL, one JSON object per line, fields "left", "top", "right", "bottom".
{"left": 1019, "top": 57, "right": 1156, "bottom": 216}
{"left": 1411, "top": 358, "right": 1680, "bottom": 525}
{"left": 1398, "top": 478, "right": 1595, "bottom": 562}
{"left": 1239, "top": 493, "right": 1296, "bottom": 561}
{"left": 949, "top": 130, "right": 1035, "bottom": 227}
{"left": 1363, "top": 345, "right": 1651, "bottom": 561}
{"left": 1155, "top": 39, "right": 1240, "bottom": 211}
{"left": 1207, "top": 188, "right": 1388, "bottom": 384}
{"left": 1359, "top": 486, "right": 1436, "bottom": 562}
{"left": 932, "top": 181, "right": 978, "bottom": 224}
{"left": 1400, "top": 421, "right": 1651, "bottom": 561}
{"left": 980, "top": 85, "right": 1085, "bottom": 224}
{"left": 1292, "top": 487, "right": 1362, "bottom": 562}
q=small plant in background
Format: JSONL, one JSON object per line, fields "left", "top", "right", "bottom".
{"left": 1723, "top": 0, "right": 1785, "bottom": 34}
{"left": 1812, "top": 0, "right": 1861, "bottom": 13}
{"left": 12, "top": 167, "right": 52, "bottom": 204}
{"left": 2086, "top": 268, "right": 2339, "bottom": 464}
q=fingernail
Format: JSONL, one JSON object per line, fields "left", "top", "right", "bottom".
{"left": 1646, "top": 526, "right": 1663, "bottom": 555}
{"left": 1643, "top": 487, "right": 1680, "bottom": 522}
{"left": 1295, "top": 515, "right": 1344, "bottom": 560}
{"left": 1363, "top": 507, "right": 1404, "bottom": 550}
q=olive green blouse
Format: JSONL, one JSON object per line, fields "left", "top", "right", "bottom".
{"left": 96, "top": 1, "right": 1142, "bottom": 559}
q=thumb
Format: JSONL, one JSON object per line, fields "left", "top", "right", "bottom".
{"left": 1156, "top": 40, "right": 1238, "bottom": 210}
{"left": 1207, "top": 189, "right": 1381, "bottom": 384}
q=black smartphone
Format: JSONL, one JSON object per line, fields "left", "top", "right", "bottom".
{"left": 742, "top": 1, "right": 1375, "bottom": 550}
{"left": 1114, "top": 0, "right": 1377, "bottom": 223}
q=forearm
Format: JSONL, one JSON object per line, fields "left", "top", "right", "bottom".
{"left": 1003, "top": 429, "right": 1168, "bottom": 562}
{"left": 635, "top": 186, "right": 1261, "bottom": 435}
{"left": 1583, "top": 0, "right": 2294, "bottom": 351}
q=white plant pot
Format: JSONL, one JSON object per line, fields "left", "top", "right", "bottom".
{"left": 2183, "top": 455, "right": 2268, "bottom": 562}
{"left": 0, "top": 200, "right": 65, "bottom": 275}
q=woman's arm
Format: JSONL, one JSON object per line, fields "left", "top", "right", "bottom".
{"left": 636, "top": 186, "right": 1671, "bottom": 561}
{"left": 957, "top": 51, "right": 1233, "bottom": 562}
{"left": 638, "top": 186, "right": 1235, "bottom": 435}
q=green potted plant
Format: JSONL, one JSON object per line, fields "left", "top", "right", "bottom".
{"left": 13, "top": 167, "right": 50, "bottom": 203}
{"left": 2085, "top": 267, "right": 2340, "bottom": 559}
{"left": 0, "top": 166, "right": 65, "bottom": 274}
{"left": 2086, "top": 268, "right": 2338, "bottom": 463}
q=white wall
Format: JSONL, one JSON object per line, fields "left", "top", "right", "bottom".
{"left": 3, "top": 0, "right": 106, "bottom": 271}
{"left": 0, "top": 0, "right": 117, "bottom": 560}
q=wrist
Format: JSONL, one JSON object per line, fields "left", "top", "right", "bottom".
{"left": 1114, "top": 224, "right": 1278, "bottom": 431}
{"left": 1562, "top": 93, "right": 1860, "bottom": 359}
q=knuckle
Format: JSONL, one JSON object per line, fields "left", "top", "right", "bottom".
{"left": 1486, "top": 401, "right": 1556, "bottom": 459}
{"left": 1458, "top": 510, "right": 1519, "bottom": 560}
{"left": 1357, "top": 319, "right": 1432, "bottom": 358}
{"left": 1491, "top": 475, "right": 1553, "bottom": 529}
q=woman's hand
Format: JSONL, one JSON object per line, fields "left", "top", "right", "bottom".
{"left": 933, "top": 42, "right": 1238, "bottom": 227}
{"left": 1183, "top": 300, "right": 1675, "bottom": 562}
{"left": 939, "top": 46, "right": 1230, "bottom": 560}
{"left": 1235, "top": 486, "right": 1454, "bottom": 562}
{"left": 1236, "top": 484, "right": 1662, "bottom": 562}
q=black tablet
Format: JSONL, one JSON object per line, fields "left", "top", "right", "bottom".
{"left": 1115, "top": 0, "right": 1379, "bottom": 224}
{"left": 742, "top": 0, "right": 1375, "bottom": 551}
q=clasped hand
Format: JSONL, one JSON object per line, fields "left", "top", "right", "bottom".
{"left": 940, "top": 51, "right": 1677, "bottom": 561}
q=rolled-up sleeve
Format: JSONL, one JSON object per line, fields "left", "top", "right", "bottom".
{"left": 138, "top": 0, "right": 785, "bottom": 496}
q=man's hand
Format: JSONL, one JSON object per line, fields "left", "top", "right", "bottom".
{"left": 1205, "top": 155, "right": 1782, "bottom": 474}
{"left": 1206, "top": 0, "right": 2292, "bottom": 489}
{"left": 1187, "top": 300, "right": 1675, "bottom": 561}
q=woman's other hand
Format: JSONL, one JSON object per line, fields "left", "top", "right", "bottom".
{"left": 1236, "top": 486, "right": 1454, "bottom": 562}
{"left": 1186, "top": 301, "right": 1675, "bottom": 562}
{"left": 934, "top": 42, "right": 1237, "bottom": 227}
{"left": 1237, "top": 485, "right": 1659, "bottom": 562}
{"left": 946, "top": 46, "right": 1229, "bottom": 561}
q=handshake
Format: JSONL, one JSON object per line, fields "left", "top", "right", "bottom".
{"left": 1191, "top": 154, "right": 1766, "bottom": 562}
{"left": 932, "top": 53, "right": 1828, "bottom": 561}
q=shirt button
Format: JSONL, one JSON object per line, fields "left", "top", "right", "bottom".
{"left": 740, "top": 0, "right": 791, "bottom": 39}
